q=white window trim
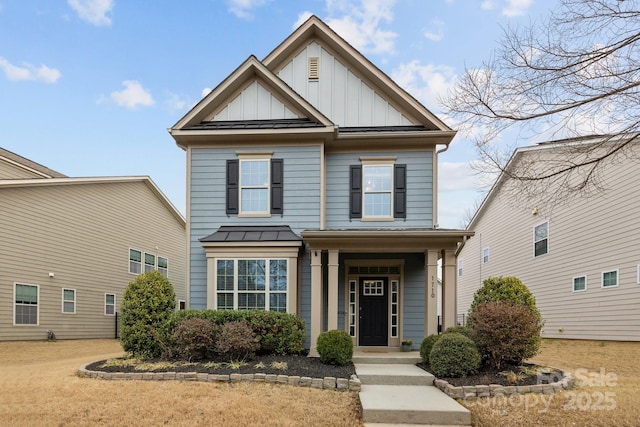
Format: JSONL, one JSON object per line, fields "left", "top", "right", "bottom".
{"left": 158, "top": 256, "right": 169, "bottom": 277}
{"left": 572, "top": 275, "right": 587, "bottom": 293}
{"left": 360, "top": 157, "right": 396, "bottom": 221}
{"left": 13, "top": 283, "right": 39, "bottom": 326}
{"left": 129, "top": 248, "right": 142, "bottom": 275}
{"left": 105, "top": 293, "right": 116, "bottom": 316}
{"left": 601, "top": 269, "right": 619, "bottom": 288}
{"left": 637, "top": 265, "right": 640, "bottom": 284}
{"left": 62, "top": 288, "right": 76, "bottom": 314}
{"left": 482, "top": 247, "right": 489, "bottom": 264}
{"left": 238, "top": 155, "right": 272, "bottom": 217}
{"left": 533, "top": 221, "right": 549, "bottom": 257}
{"left": 213, "top": 258, "right": 289, "bottom": 312}
{"left": 178, "top": 300, "right": 186, "bottom": 310}
{"left": 144, "top": 252, "right": 156, "bottom": 273}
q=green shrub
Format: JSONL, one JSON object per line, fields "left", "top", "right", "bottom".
{"left": 429, "top": 333, "right": 481, "bottom": 378}
{"left": 470, "top": 301, "right": 542, "bottom": 369}
{"left": 468, "top": 276, "right": 541, "bottom": 323}
{"left": 120, "top": 271, "right": 176, "bottom": 358}
{"left": 215, "top": 321, "right": 260, "bottom": 361}
{"left": 420, "top": 334, "right": 441, "bottom": 364}
{"left": 316, "top": 330, "right": 353, "bottom": 366}
{"left": 172, "top": 318, "right": 217, "bottom": 361}
{"left": 161, "top": 309, "right": 305, "bottom": 356}
{"left": 443, "top": 325, "right": 472, "bottom": 338}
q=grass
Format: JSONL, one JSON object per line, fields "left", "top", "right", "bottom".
{"left": 0, "top": 339, "right": 362, "bottom": 427}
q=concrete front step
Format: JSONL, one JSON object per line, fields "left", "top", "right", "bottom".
{"left": 359, "top": 385, "right": 471, "bottom": 426}
{"left": 355, "top": 363, "right": 434, "bottom": 386}
{"left": 353, "top": 352, "right": 421, "bottom": 365}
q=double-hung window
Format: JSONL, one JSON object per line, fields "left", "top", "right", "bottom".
{"left": 129, "top": 249, "right": 142, "bottom": 274}
{"left": 216, "top": 259, "right": 288, "bottom": 312}
{"left": 105, "top": 293, "right": 116, "bottom": 316}
{"left": 62, "top": 288, "right": 76, "bottom": 314}
{"left": 15, "top": 283, "right": 38, "bottom": 325}
{"left": 144, "top": 253, "right": 156, "bottom": 272}
{"left": 534, "top": 222, "right": 549, "bottom": 257}
{"left": 482, "top": 247, "right": 490, "bottom": 264}
{"left": 158, "top": 257, "right": 168, "bottom": 277}
{"left": 350, "top": 159, "right": 406, "bottom": 220}
{"left": 226, "top": 155, "right": 283, "bottom": 216}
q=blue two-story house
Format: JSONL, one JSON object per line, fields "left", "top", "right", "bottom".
{"left": 169, "top": 16, "right": 473, "bottom": 353}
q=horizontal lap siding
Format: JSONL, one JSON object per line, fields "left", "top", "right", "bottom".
{"left": 458, "top": 148, "right": 640, "bottom": 341}
{"left": 0, "top": 160, "right": 43, "bottom": 179}
{"left": 326, "top": 151, "right": 433, "bottom": 229}
{"left": 0, "top": 182, "right": 186, "bottom": 340}
{"left": 189, "top": 146, "right": 321, "bottom": 309}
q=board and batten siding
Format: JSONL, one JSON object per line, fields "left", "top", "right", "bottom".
{"left": 458, "top": 148, "right": 640, "bottom": 341}
{"left": 276, "top": 41, "right": 415, "bottom": 127}
{"left": 188, "top": 146, "right": 322, "bottom": 309}
{"left": 325, "top": 151, "right": 433, "bottom": 229}
{"left": 0, "top": 181, "right": 186, "bottom": 340}
{"left": 213, "top": 80, "right": 298, "bottom": 121}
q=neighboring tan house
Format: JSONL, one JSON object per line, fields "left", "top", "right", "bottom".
{"left": 457, "top": 135, "right": 640, "bottom": 341}
{"left": 169, "top": 15, "right": 472, "bottom": 352}
{"left": 0, "top": 148, "right": 186, "bottom": 340}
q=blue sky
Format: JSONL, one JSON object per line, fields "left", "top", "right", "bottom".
{"left": 0, "top": 0, "right": 555, "bottom": 228}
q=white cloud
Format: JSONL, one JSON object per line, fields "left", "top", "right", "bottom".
{"left": 67, "top": 0, "right": 114, "bottom": 26}
{"left": 201, "top": 87, "right": 212, "bottom": 98}
{"left": 227, "top": 0, "right": 271, "bottom": 19}
{"left": 165, "top": 92, "right": 189, "bottom": 112}
{"left": 423, "top": 19, "right": 445, "bottom": 42}
{"left": 323, "top": 0, "right": 398, "bottom": 55}
{"left": 480, "top": 1, "right": 494, "bottom": 10}
{"left": 293, "top": 11, "right": 314, "bottom": 29}
{"left": 391, "top": 60, "right": 457, "bottom": 112}
{"left": 502, "top": 0, "right": 533, "bottom": 17}
{"left": 0, "top": 57, "right": 61, "bottom": 83}
{"left": 108, "top": 80, "right": 154, "bottom": 109}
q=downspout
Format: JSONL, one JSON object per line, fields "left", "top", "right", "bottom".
{"left": 433, "top": 142, "right": 451, "bottom": 229}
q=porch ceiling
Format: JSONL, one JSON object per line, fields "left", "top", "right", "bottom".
{"left": 301, "top": 229, "right": 474, "bottom": 252}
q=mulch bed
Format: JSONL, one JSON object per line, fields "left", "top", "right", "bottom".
{"left": 417, "top": 362, "right": 562, "bottom": 387}
{"left": 86, "top": 354, "right": 356, "bottom": 379}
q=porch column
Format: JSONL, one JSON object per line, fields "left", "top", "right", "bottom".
{"left": 441, "top": 249, "right": 457, "bottom": 330}
{"left": 424, "top": 250, "right": 439, "bottom": 336}
{"left": 309, "top": 249, "right": 323, "bottom": 356}
{"left": 327, "top": 249, "right": 339, "bottom": 330}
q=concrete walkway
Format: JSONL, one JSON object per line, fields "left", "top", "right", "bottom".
{"left": 353, "top": 351, "right": 471, "bottom": 426}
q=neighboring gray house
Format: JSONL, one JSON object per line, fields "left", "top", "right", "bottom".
{"left": 0, "top": 148, "right": 186, "bottom": 340}
{"left": 457, "top": 135, "right": 640, "bottom": 341}
{"left": 169, "top": 16, "right": 472, "bottom": 352}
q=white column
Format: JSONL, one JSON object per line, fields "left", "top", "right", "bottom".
{"left": 442, "top": 249, "right": 457, "bottom": 330}
{"left": 309, "top": 249, "right": 323, "bottom": 357}
{"left": 425, "top": 250, "right": 439, "bottom": 336}
{"left": 327, "top": 250, "right": 339, "bottom": 330}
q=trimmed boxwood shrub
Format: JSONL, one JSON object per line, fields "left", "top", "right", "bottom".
{"left": 172, "top": 317, "right": 217, "bottom": 361}
{"left": 468, "top": 276, "right": 541, "bottom": 323}
{"left": 215, "top": 321, "right": 260, "bottom": 361}
{"left": 316, "top": 330, "right": 353, "bottom": 366}
{"left": 161, "top": 309, "right": 305, "bottom": 356}
{"left": 420, "top": 334, "right": 441, "bottom": 364}
{"left": 442, "top": 325, "right": 472, "bottom": 338}
{"left": 120, "top": 271, "right": 176, "bottom": 358}
{"left": 429, "top": 333, "right": 481, "bottom": 378}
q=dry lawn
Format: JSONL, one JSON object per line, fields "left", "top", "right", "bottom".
{"left": 0, "top": 339, "right": 362, "bottom": 427}
{"left": 465, "top": 339, "right": 640, "bottom": 427}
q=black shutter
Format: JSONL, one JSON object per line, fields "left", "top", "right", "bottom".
{"left": 394, "top": 164, "right": 406, "bottom": 219}
{"left": 226, "top": 159, "right": 239, "bottom": 215}
{"left": 349, "top": 165, "right": 362, "bottom": 219}
{"left": 271, "top": 158, "right": 283, "bottom": 214}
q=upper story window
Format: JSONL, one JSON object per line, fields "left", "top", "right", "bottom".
{"left": 144, "top": 253, "right": 156, "bottom": 273}
{"left": 158, "top": 257, "right": 168, "bottom": 277}
{"left": 482, "top": 247, "right": 489, "bottom": 264}
{"left": 602, "top": 269, "right": 618, "bottom": 288}
{"left": 130, "top": 248, "right": 168, "bottom": 276}
{"left": 534, "top": 221, "right": 549, "bottom": 257}
{"left": 129, "top": 249, "right": 142, "bottom": 274}
{"left": 227, "top": 154, "right": 283, "bottom": 216}
{"left": 350, "top": 159, "right": 406, "bottom": 220}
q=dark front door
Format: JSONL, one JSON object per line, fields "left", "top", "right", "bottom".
{"left": 359, "top": 278, "right": 388, "bottom": 346}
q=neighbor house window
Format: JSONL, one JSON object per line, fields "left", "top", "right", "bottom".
{"left": 226, "top": 157, "right": 283, "bottom": 216}
{"left": 349, "top": 161, "right": 406, "bottom": 220}
{"left": 458, "top": 259, "right": 463, "bottom": 277}
{"left": 62, "top": 288, "right": 76, "bottom": 314}
{"left": 215, "top": 259, "right": 288, "bottom": 312}
{"left": 602, "top": 270, "right": 618, "bottom": 288}
{"left": 129, "top": 249, "right": 141, "bottom": 274}
{"left": 14, "top": 283, "right": 38, "bottom": 325}
{"left": 534, "top": 222, "right": 549, "bottom": 257}
{"left": 573, "top": 276, "right": 587, "bottom": 292}
{"left": 144, "top": 253, "right": 156, "bottom": 273}
{"left": 179, "top": 300, "right": 186, "bottom": 310}
{"left": 158, "top": 257, "right": 168, "bottom": 277}
{"left": 105, "top": 293, "right": 116, "bottom": 315}
{"left": 482, "top": 247, "right": 489, "bottom": 264}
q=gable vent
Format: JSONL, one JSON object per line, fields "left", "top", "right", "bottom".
{"left": 308, "top": 57, "right": 319, "bottom": 80}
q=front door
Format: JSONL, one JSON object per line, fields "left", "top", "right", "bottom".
{"left": 359, "top": 278, "right": 388, "bottom": 346}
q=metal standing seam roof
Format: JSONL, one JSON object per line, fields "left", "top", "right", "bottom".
{"left": 183, "top": 118, "right": 326, "bottom": 131}
{"left": 199, "top": 225, "right": 302, "bottom": 243}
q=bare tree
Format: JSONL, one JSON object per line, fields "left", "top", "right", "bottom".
{"left": 442, "top": 0, "right": 640, "bottom": 205}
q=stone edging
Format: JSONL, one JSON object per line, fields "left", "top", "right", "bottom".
{"left": 433, "top": 370, "right": 575, "bottom": 400}
{"left": 77, "top": 362, "right": 362, "bottom": 392}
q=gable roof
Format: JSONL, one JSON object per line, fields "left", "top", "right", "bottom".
{"left": 0, "top": 176, "right": 185, "bottom": 226}
{"left": 0, "top": 147, "right": 67, "bottom": 178}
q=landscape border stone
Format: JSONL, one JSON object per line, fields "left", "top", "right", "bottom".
{"left": 77, "top": 362, "right": 362, "bottom": 392}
